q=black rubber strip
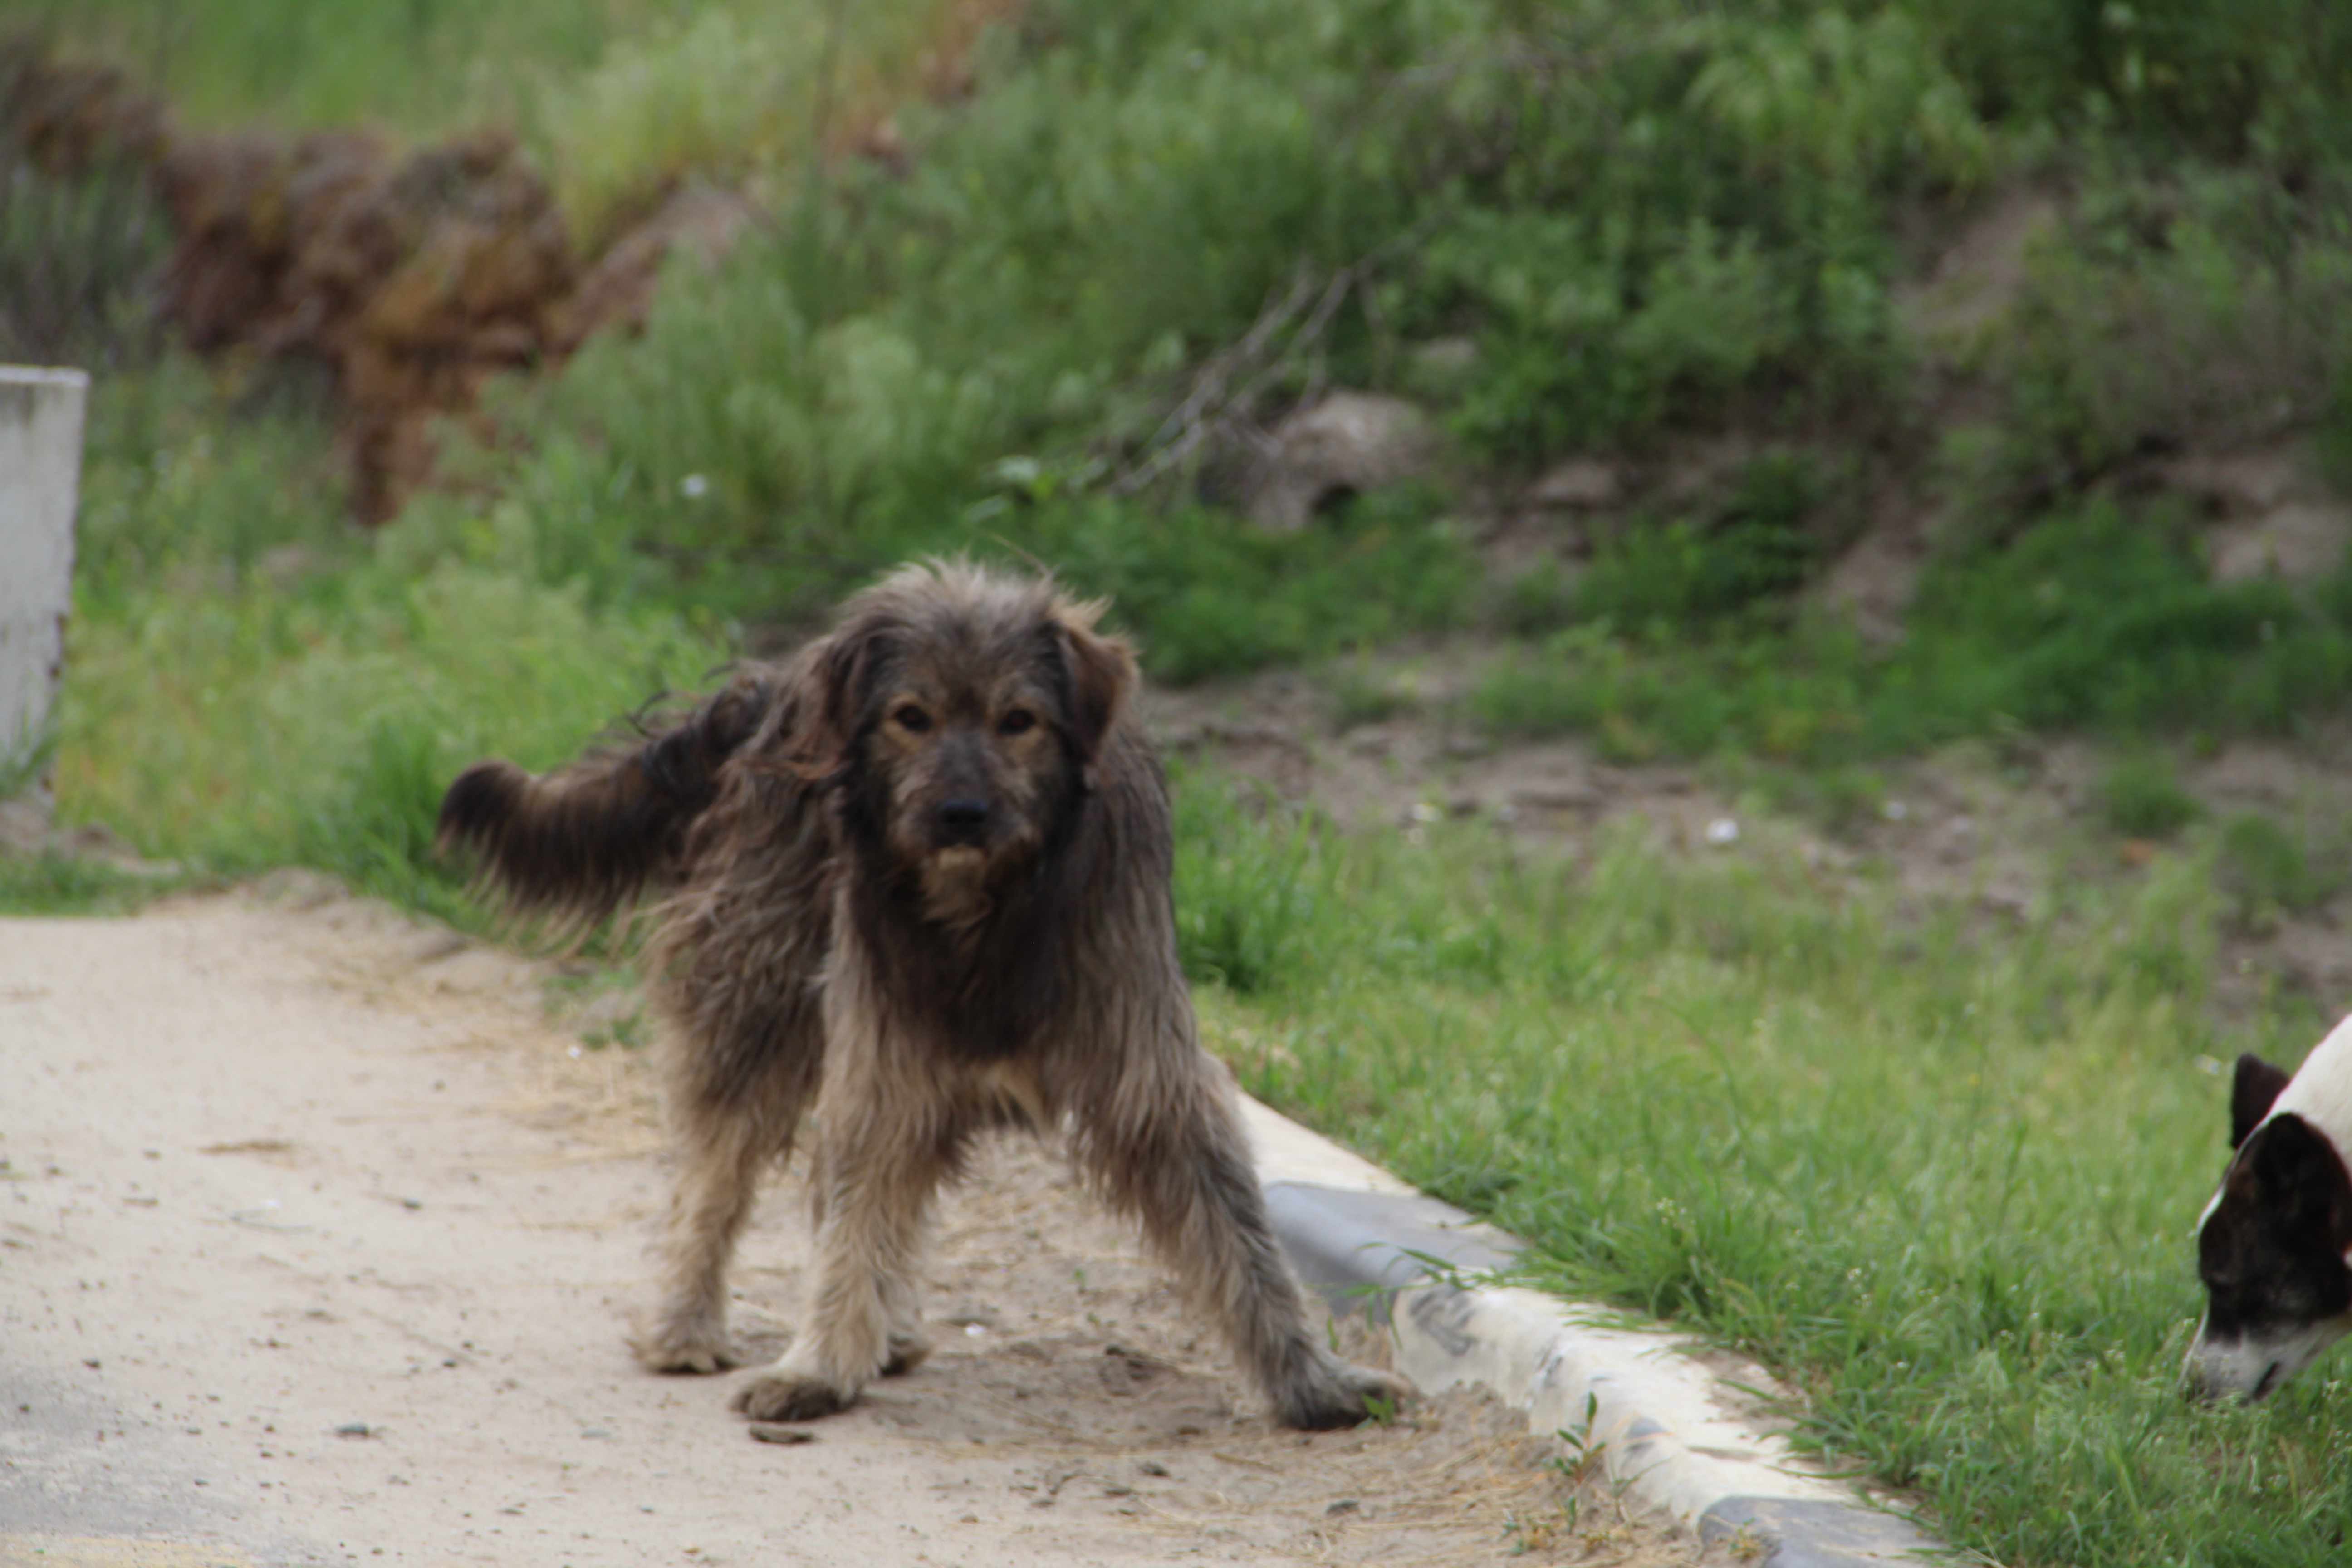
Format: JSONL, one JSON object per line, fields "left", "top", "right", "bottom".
{"left": 1700, "top": 1495, "right": 1950, "bottom": 1567}
{"left": 1261, "top": 1180, "right": 1519, "bottom": 1318}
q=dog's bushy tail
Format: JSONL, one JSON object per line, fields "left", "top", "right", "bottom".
{"left": 437, "top": 675, "right": 776, "bottom": 929}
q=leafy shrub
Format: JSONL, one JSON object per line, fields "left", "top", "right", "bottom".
{"left": 1498, "top": 560, "right": 1579, "bottom": 637}
{"left": 2097, "top": 753, "right": 2202, "bottom": 839}
{"left": 1965, "top": 171, "right": 2352, "bottom": 516}
{"left": 2218, "top": 812, "right": 2342, "bottom": 922}
{"left": 1011, "top": 486, "right": 1475, "bottom": 684}
{"left": 1471, "top": 498, "right": 2352, "bottom": 763}
{"left": 0, "top": 149, "right": 167, "bottom": 368}
{"left": 539, "top": 9, "right": 820, "bottom": 246}
{"left": 1327, "top": 654, "right": 1418, "bottom": 730}
{"left": 1578, "top": 454, "right": 1837, "bottom": 629}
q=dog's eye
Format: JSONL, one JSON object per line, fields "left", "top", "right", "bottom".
{"left": 999, "top": 709, "right": 1036, "bottom": 737}
{"left": 893, "top": 705, "right": 932, "bottom": 734}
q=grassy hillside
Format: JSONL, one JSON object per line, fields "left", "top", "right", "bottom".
{"left": 10, "top": 2, "right": 2352, "bottom": 1563}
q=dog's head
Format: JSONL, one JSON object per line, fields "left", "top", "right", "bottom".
{"left": 780, "top": 559, "right": 1137, "bottom": 921}
{"left": 2184, "top": 1042, "right": 2352, "bottom": 1402}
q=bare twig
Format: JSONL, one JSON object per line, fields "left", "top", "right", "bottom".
{"left": 1108, "top": 217, "right": 1437, "bottom": 500}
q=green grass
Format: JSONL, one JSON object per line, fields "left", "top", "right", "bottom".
{"left": 1471, "top": 501, "right": 2352, "bottom": 764}
{"left": 47, "top": 354, "right": 733, "bottom": 916}
{"left": 2217, "top": 813, "right": 2345, "bottom": 929}
{"left": 0, "top": 853, "right": 191, "bottom": 916}
{"left": 55, "top": 554, "right": 730, "bottom": 922}
{"left": 1174, "top": 780, "right": 2351, "bottom": 1568}
{"left": 2100, "top": 753, "right": 2204, "bottom": 840}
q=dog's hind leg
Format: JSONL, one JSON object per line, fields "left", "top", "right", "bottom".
{"left": 1070, "top": 1052, "right": 1415, "bottom": 1431}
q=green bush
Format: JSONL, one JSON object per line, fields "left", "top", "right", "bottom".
{"left": 2097, "top": 753, "right": 2203, "bottom": 839}
{"left": 1326, "top": 654, "right": 1419, "bottom": 731}
{"left": 1963, "top": 169, "right": 2352, "bottom": 518}
{"left": 1471, "top": 500, "right": 2352, "bottom": 763}
{"left": 2218, "top": 812, "right": 2342, "bottom": 921}
{"left": 0, "top": 147, "right": 168, "bottom": 368}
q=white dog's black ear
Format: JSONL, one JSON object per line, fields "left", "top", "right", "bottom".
{"left": 2233, "top": 1053, "right": 2294, "bottom": 1149}
{"left": 2249, "top": 1116, "right": 2352, "bottom": 1236}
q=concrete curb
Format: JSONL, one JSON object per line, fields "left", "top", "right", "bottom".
{"left": 1240, "top": 1097, "right": 1953, "bottom": 1567}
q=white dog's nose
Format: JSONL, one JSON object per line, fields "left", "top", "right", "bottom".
{"left": 2184, "top": 1318, "right": 2312, "bottom": 1403}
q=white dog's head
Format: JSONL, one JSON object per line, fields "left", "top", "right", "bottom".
{"left": 2183, "top": 1037, "right": 2352, "bottom": 1402}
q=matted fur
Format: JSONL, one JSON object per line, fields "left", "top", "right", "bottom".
{"left": 438, "top": 560, "right": 1410, "bottom": 1429}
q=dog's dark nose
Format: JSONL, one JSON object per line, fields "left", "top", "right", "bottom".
{"left": 938, "top": 797, "right": 990, "bottom": 844}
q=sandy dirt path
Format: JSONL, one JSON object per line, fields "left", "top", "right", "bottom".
{"left": 0, "top": 882, "right": 1719, "bottom": 1568}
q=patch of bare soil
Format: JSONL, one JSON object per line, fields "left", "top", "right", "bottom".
{"left": 0, "top": 880, "right": 1723, "bottom": 1567}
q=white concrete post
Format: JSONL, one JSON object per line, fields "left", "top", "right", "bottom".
{"left": 0, "top": 366, "right": 88, "bottom": 800}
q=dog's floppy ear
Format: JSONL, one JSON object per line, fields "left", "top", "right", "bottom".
{"left": 2247, "top": 1116, "right": 2352, "bottom": 1243}
{"left": 2234, "top": 1053, "right": 2294, "bottom": 1149}
{"left": 1050, "top": 599, "right": 1137, "bottom": 781}
{"left": 780, "top": 621, "right": 888, "bottom": 780}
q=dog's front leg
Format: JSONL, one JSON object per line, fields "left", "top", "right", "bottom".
{"left": 732, "top": 1073, "right": 950, "bottom": 1421}
{"left": 1079, "top": 1055, "right": 1416, "bottom": 1430}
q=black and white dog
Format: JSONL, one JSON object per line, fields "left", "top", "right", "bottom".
{"left": 2185, "top": 1019, "right": 2352, "bottom": 1401}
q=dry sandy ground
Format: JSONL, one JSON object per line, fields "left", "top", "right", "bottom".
{"left": 0, "top": 882, "right": 1725, "bottom": 1568}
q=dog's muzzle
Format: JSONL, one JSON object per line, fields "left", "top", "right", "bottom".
{"left": 937, "top": 796, "right": 989, "bottom": 848}
{"left": 2180, "top": 1313, "right": 2346, "bottom": 1403}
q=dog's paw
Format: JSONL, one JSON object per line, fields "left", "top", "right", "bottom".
{"left": 1274, "top": 1359, "right": 1417, "bottom": 1431}
{"left": 632, "top": 1315, "right": 740, "bottom": 1375}
{"left": 880, "top": 1329, "right": 932, "bottom": 1378}
{"left": 730, "top": 1366, "right": 858, "bottom": 1422}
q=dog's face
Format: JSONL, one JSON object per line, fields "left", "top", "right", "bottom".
{"left": 789, "top": 562, "right": 1136, "bottom": 924}
{"left": 867, "top": 635, "right": 1073, "bottom": 898}
{"left": 2184, "top": 1051, "right": 2352, "bottom": 1401}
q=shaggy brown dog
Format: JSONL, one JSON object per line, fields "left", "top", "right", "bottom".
{"left": 437, "top": 561, "right": 1411, "bottom": 1429}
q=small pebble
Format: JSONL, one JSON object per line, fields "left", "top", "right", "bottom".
{"left": 748, "top": 1423, "right": 818, "bottom": 1446}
